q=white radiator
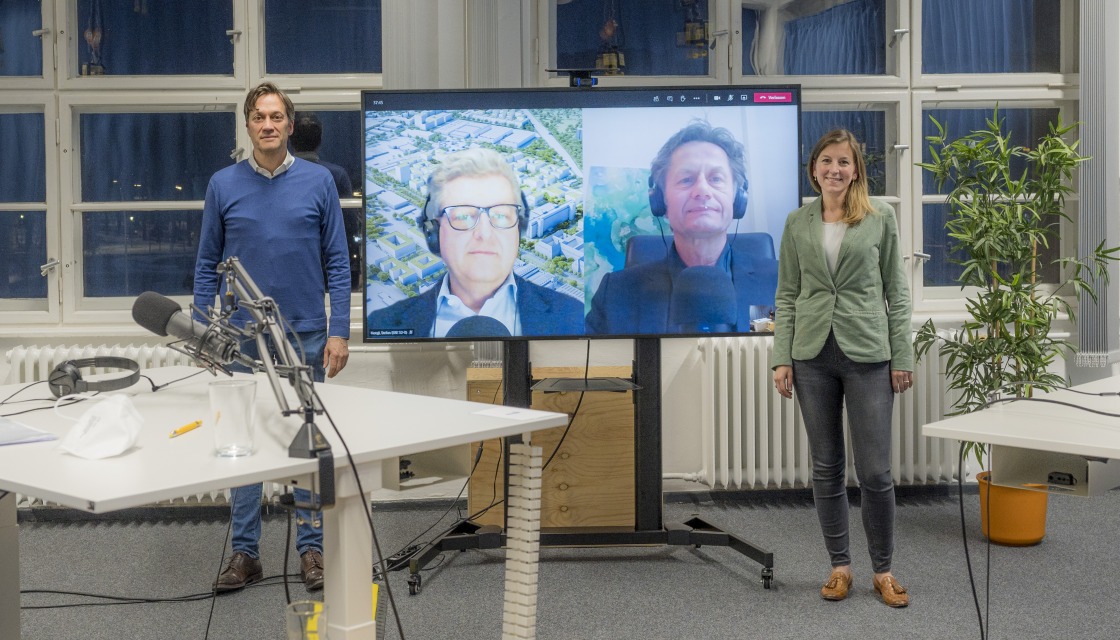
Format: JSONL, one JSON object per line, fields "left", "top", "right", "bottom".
{"left": 2, "top": 343, "right": 282, "bottom": 509}
{"left": 698, "top": 336, "right": 957, "bottom": 490}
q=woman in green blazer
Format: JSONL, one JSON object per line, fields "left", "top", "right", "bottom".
{"left": 772, "top": 130, "right": 914, "bottom": 608}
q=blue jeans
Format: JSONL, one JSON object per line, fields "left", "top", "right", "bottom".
{"left": 793, "top": 331, "right": 896, "bottom": 574}
{"left": 228, "top": 329, "right": 326, "bottom": 557}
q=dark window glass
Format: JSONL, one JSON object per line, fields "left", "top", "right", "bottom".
{"left": 265, "top": 0, "right": 382, "bottom": 74}
{"left": 801, "top": 111, "right": 886, "bottom": 197}
{"left": 75, "top": 0, "right": 233, "bottom": 76}
{"left": 82, "top": 210, "right": 202, "bottom": 297}
{"left": 742, "top": 0, "right": 884, "bottom": 76}
{"left": 922, "top": 0, "right": 1061, "bottom": 74}
{"left": 0, "top": 112, "right": 46, "bottom": 202}
{"left": 0, "top": 211, "right": 47, "bottom": 299}
{"left": 921, "top": 107, "right": 1063, "bottom": 287}
{"left": 79, "top": 111, "right": 235, "bottom": 202}
{"left": 556, "top": 0, "right": 711, "bottom": 76}
{"left": 0, "top": 0, "right": 43, "bottom": 77}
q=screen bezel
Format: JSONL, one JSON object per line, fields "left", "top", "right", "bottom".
{"left": 360, "top": 84, "right": 802, "bottom": 343}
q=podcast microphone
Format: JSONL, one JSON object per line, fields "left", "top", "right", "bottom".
{"left": 669, "top": 266, "right": 738, "bottom": 333}
{"left": 445, "top": 315, "right": 513, "bottom": 338}
{"left": 132, "top": 291, "right": 258, "bottom": 370}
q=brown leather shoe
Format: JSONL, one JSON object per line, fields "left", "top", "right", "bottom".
{"left": 214, "top": 551, "right": 263, "bottom": 592}
{"left": 820, "top": 568, "right": 853, "bottom": 601}
{"left": 873, "top": 574, "right": 910, "bottom": 607}
{"left": 300, "top": 549, "right": 324, "bottom": 591}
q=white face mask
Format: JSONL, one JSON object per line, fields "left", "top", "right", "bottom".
{"left": 55, "top": 394, "right": 144, "bottom": 460}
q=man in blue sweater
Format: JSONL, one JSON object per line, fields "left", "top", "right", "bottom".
{"left": 193, "top": 82, "right": 351, "bottom": 593}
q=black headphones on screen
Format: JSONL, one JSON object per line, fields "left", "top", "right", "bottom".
{"left": 422, "top": 190, "right": 532, "bottom": 256}
{"left": 48, "top": 357, "right": 142, "bottom": 398}
{"left": 648, "top": 175, "right": 749, "bottom": 220}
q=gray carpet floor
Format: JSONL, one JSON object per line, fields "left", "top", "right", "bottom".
{"left": 16, "top": 486, "right": 1120, "bottom": 640}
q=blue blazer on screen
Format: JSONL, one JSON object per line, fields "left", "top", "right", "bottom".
{"left": 366, "top": 274, "right": 583, "bottom": 338}
{"left": 584, "top": 242, "right": 778, "bottom": 335}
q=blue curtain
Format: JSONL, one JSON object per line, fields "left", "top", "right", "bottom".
{"left": 0, "top": 113, "right": 45, "bottom": 202}
{"left": 0, "top": 211, "right": 47, "bottom": 299}
{"left": 922, "top": 0, "right": 1059, "bottom": 74}
{"left": 0, "top": 0, "right": 43, "bottom": 76}
{"left": 783, "top": 0, "right": 885, "bottom": 75}
{"left": 741, "top": 8, "right": 758, "bottom": 76}
{"left": 265, "top": 0, "right": 382, "bottom": 74}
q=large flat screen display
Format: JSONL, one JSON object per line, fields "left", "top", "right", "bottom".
{"left": 361, "top": 85, "right": 801, "bottom": 342}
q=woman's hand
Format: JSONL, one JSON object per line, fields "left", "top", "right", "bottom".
{"left": 891, "top": 370, "right": 913, "bottom": 394}
{"left": 773, "top": 365, "right": 793, "bottom": 399}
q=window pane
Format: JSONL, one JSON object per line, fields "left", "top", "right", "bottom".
{"left": 76, "top": 0, "right": 233, "bottom": 76}
{"left": 0, "top": 211, "right": 47, "bottom": 299}
{"left": 79, "top": 111, "right": 235, "bottom": 202}
{"left": 82, "top": 210, "right": 202, "bottom": 297}
{"left": 289, "top": 109, "right": 364, "bottom": 291}
{"left": 555, "top": 0, "right": 711, "bottom": 77}
{"left": 801, "top": 111, "right": 886, "bottom": 196}
{"left": 0, "top": 0, "right": 43, "bottom": 76}
{"left": 0, "top": 112, "right": 46, "bottom": 202}
{"left": 744, "top": 0, "right": 885, "bottom": 76}
{"left": 922, "top": 0, "right": 1061, "bottom": 74}
{"left": 265, "top": 0, "right": 382, "bottom": 74}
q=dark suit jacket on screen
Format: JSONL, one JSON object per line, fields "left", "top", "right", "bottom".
{"left": 367, "top": 275, "right": 583, "bottom": 338}
{"left": 584, "top": 241, "right": 778, "bottom": 336}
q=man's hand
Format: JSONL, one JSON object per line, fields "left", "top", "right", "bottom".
{"left": 323, "top": 336, "right": 349, "bottom": 378}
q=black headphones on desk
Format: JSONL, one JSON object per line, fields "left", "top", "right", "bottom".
{"left": 47, "top": 357, "right": 141, "bottom": 398}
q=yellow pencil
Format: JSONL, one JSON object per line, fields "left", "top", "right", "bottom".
{"left": 169, "top": 420, "right": 203, "bottom": 438}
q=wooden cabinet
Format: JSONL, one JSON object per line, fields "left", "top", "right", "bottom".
{"left": 466, "top": 366, "right": 635, "bottom": 529}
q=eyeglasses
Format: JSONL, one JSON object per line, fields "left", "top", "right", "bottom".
{"left": 440, "top": 204, "right": 523, "bottom": 231}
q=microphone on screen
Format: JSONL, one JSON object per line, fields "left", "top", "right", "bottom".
{"left": 445, "top": 315, "right": 513, "bottom": 338}
{"left": 131, "top": 291, "right": 259, "bottom": 371}
{"left": 669, "top": 266, "right": 738, "bottom": 333}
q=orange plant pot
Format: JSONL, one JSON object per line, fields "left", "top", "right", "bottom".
{"left": 977, "top": 471, "right": 1048, "bottom": 546}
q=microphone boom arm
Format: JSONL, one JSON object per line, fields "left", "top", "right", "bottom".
{"left": 216, "top": 257, "right": 335, "bottom": 510}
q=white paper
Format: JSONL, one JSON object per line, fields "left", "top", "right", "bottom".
{"left": 0, "top": 416, "right": 58, "bottom": 446}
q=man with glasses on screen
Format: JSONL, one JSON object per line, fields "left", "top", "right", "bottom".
{"left": 194, "top": 82, "right": 350, "bottom": 594}
{"left": 585, "top": 120, "right": 777, "bottom": 335}
{"left": 366, "top": 147, "right": 582, "bottom": 338}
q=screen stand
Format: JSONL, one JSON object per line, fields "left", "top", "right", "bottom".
{"left": 404, "top": 338, "right": 774, "bottom": 595}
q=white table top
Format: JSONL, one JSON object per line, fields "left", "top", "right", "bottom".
{"left": 0, "top": 366, "right": 567, "bottom": 513}
{"left": 922, "top": 376, "right": 1120, "bottom": 459}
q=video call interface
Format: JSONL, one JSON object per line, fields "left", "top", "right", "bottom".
{"left": 361, "top": 86, "right": 802, "bottom": 343}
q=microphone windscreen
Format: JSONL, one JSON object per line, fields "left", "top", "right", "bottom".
{"left": 132, "top": 291, "right": 183, "bottom": 337}
{"left": 669, "top": 266, "right": 737, "bottom": 328}
{"left": 446, "top": 315, "right": 512, "bottom": 338}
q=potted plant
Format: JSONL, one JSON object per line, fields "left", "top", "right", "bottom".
{"left": 914, "top": 108, "right": 1118, "bottom": 545}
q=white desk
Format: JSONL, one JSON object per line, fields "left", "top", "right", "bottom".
{"left": 922, "top": 375, "right": 1120, "bottom": 496}
{"left": 0, "top": 366, "right": 566, "bottom": 640}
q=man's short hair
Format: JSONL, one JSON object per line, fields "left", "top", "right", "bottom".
{"left": 649, "top": 120, "right": 747, "bottom": 192}
{"left": 427, "top": 148, "right": 521, "bottom": 213}
{"left": 290, "top": 112, "right": 323, "bottom": 153}
{"left": 243, "top": 81, "right": 295, "bottom": 124}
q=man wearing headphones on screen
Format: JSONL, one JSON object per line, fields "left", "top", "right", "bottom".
{"left": 585, "top": 120, "right": 777, "bottom": 335}
{"left": 366, "top": 147, "right": 582, "bottom": 338}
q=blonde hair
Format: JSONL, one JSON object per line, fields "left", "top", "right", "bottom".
{"left": 427, "top": 148, "right": 521, "bottom": 213}
{"left": 807, "top": 129, "right": 874, "bottom": 224}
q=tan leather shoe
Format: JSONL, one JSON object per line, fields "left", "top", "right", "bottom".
{"left": 873, "top": 574, "right": 910, "bottom": 607}
{"left": 300, "top": 549, "right": 325, "bottom": 591}
{"left": 820, "top": 568, "right": 853, "bottom": 601}
{"left": 214, "top": 551, "right": 263, "bottom": 592}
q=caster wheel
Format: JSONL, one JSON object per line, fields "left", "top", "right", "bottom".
{"left": 407, "top": 573, "right": 422, "bottom": 595}
{"left": 761, "top": 568, "right": 774, "bottom": 589}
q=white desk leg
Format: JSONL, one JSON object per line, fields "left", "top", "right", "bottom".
{"left": 322, "top": 460, "right": 380, "bottom": 640}
{"left": 1, "top": 491, "right": 19, "bottom": 640}
{"left": 502, "top": 441, "right": 542, "bottom": 640}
